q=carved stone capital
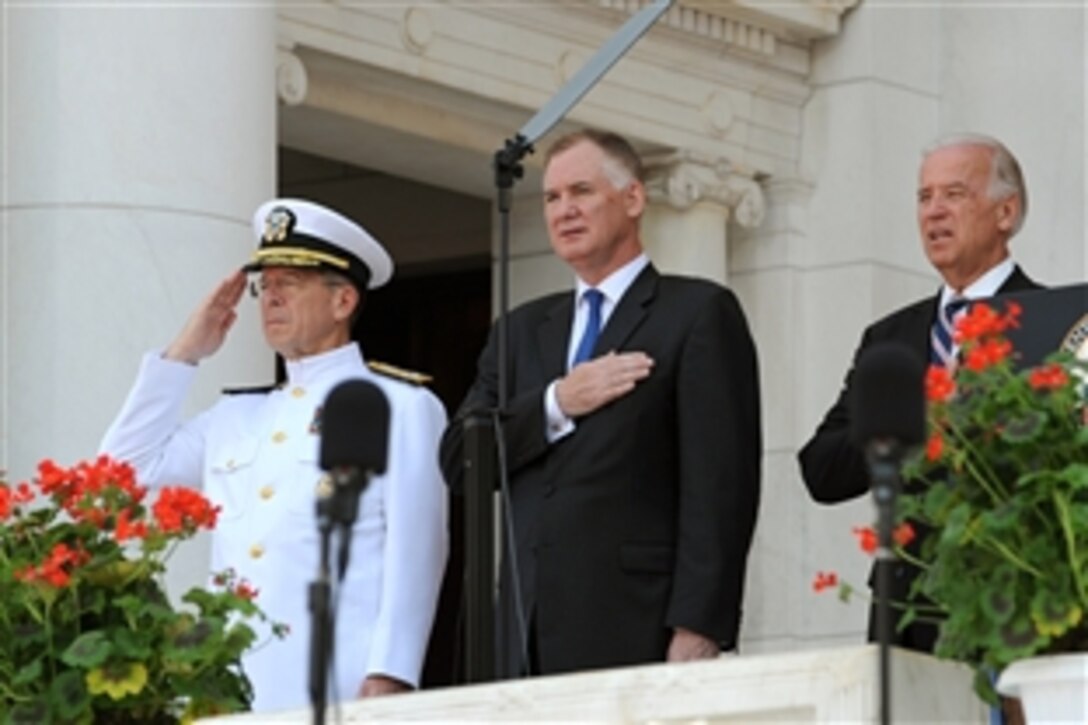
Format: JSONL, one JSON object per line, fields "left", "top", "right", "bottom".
{"left": 401, "top": 7, "right": 435, "bottom": 55}
{"left": 276, "top": 49, "right": 308, "bottom": 106}
{"left": 643, "top": 151, "right": 766, "bottom": 229}
{"left": 598, "top": 0, "right": 860, "bottom": 58}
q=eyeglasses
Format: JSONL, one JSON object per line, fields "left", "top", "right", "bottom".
{"left": 248, "top": 273, "right": 346, "bottom": 300}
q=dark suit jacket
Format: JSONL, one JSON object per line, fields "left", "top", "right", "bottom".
{"left": 798, "top": 265, "right": 1041, "bottom": 650}
{"left": 441, "top": 264, "right": 761, "bottom": 677}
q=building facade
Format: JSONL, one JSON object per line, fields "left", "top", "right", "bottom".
{"left": 2, "top": 0, "right": 1084, "bottom": 659}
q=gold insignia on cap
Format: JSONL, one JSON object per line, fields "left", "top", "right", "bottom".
{"left": 252, "top": 247, "right": 350, "bottom": 270}
{"left": 263, "top": 206, "right": 296, "bottom": 243}
{"left": 368, "top": 360, "right": 433, "bottom": 385}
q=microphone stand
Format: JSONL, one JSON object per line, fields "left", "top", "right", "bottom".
{"left": 464, "top": 0, "right": 676, "bottom": 681}
{"left": 868, "top": 441, "right": 902, "bottom": 725}
{"left": 309, "top": 495, "right": 335, "bottom": 725}
{"left": 309, "top": 473, "right": 368, "bottom": 724}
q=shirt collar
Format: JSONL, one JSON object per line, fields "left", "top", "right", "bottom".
{"left": 938, "top": 257, "right": 1015, "bottom": 308}
{"left": 284, "top": 342, "right": 364, "bottom": 386}
{"left": 575, "top": 254, "right": 650, "bottom": 306}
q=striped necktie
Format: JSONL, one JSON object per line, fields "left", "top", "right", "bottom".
{"left": 572, "top": 289, "right": 604, "bottom": 366}
{"left": 931, "top": 298, "right": 968, "bottom": 367}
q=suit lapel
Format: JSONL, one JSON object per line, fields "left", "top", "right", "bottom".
{"left": 538, "top": 294, "right": 574, "bottom": 381}
{"left": 999, "top": 265, "right": 1039, "bottom": 293}
{"left": 914, "top": 292, "right": 941, "bottom": 358}
{"left": 594, "top": 265, "right": 658, "bottom": 356}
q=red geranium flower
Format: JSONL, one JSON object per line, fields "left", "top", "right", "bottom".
{"left": 152, "top": 487, "right": 219, "bottom": 534}
{"left": 852, "top": 526, "right": 878, "bottom": 555}
{"left": 234, "top": 581, "right": 260, "bottom": 601}
{"left": 812, "top": 571, "right": 839, "bottom": 593}
{"left": 1028, "top": 363, "right": 1069, "bottom": 391}
{"left": 925, "top": 430, "right": 944, "bottom": 462}
{"left": 893, "top": 522, "right": 916, "bottom": 548}
{"left": 963, "top": 338, "right": 1012, "bottom": 372}
{"left": 925, "top": 365, "right": 956, "bottom": 403}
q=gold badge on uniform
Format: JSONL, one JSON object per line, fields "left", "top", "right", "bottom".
{"left": 308, "top": 405, "right": 323, "bottom": 435}
{"left": 264, "top": 206, "right": 296, "bottom": 243}
{"left": 316, "top": 474, "right": 334, "bottom": 499}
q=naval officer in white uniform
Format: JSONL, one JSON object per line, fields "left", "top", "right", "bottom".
{"left": 101, "top": 199, "right": 448, "bottom": 712}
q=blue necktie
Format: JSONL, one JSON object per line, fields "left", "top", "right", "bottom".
{"left": 572, "top": 289, "right": 604, "bottom": 366}
{"left": 931, "top": 298, "right": 968, "bottom": 367}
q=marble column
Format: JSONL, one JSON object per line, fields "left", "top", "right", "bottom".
{"left": 642, "top": 151, "right": 765, "bottom": 285}
{"left": 2, "top": 5, "right": 277, "bottom": 480}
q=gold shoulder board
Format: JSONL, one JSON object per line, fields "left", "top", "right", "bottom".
{"left": 368, "top": 360, "right": 433, "bottom": 386}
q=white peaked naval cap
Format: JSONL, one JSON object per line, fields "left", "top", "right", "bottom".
{"left": 246, "top": 198, "right": 393, "bottom": 290}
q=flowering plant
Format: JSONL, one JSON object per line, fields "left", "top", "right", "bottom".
{"left": 816, "top": 301, "right": 1088, "bottom": 702}
{"left": 1, "top": 456, "right": 283, "bottom": 723}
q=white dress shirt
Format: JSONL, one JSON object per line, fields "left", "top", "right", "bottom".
{"left": 544, "top": 254, "right": 651, "bottom": 441}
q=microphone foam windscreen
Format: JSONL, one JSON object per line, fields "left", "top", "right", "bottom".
{"left": 319, "top": 379, "right": 390, "bottom": 474}
{"left": 848, "top": 342, "right": 926, "bottom": 449}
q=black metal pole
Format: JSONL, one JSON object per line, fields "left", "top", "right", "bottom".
{"left": 871, "top": 455, "right": 900, "bottom": 725}
{"left": 462, "top": 413, "right": 496, "bottom": 682}
{"left": 309, "top": 510, "right": 334, "bottom": 725}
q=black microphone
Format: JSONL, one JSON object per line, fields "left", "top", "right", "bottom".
{"left": 320, "top": 378, "right": 389, "bottom": 476}
{"left": 319, "top": 378, "right": 390, "bottom": 587}
{"left": 849, "top": 342, "right": 926, "bottom": 461}
{"left": 319, "top": 379, "right": 390, "bottom": 529}
{"left": 847, "top": 341, "right": 925, "bottom": 725}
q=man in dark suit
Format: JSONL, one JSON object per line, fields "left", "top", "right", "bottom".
{"left": 799, "top": 133, "right": 1042, "bottom": 651}
{"left": 441, "top": 129, "right": 761, "bottom": 678}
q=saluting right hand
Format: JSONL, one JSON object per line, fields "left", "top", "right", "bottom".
{"left": 163, "top": 270, "right": 247, "bottom": 365}
{"left": 555, "top": 351, "right": 654, "bottom": 418}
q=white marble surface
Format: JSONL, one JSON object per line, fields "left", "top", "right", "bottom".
{"left": 997, "top": 653, "right": 1088, "bottom": 724}
{"left": 1, "top": 0, "right": 1085, "bottom": 671}
{"left": 643, "top": 200, "right": 730, "bottom": 282}
{"left": 1, "top": 4, "right": 277, "bottom": 604}
{"left": 5, "top": 5, "right": 275, "bottom": 215}
{"left": 810, "top": 3, "right": 939, "bottom": 97}
{"left": 200, "top": 645, "right": 987, "bottom": 723}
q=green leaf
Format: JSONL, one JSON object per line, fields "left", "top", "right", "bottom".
{"left": 6, "top": 699, "right": 50, "bottom": 725}
{"left": 183, "top": 587, "right": 219, "bottom": 613}
{"left": 981, "top": 578, "right": 1016, "bottom": 625}
{"left": 971, "top": 667, "right": 1000, "bottom": 707}
{"left": 223, "top": 623, "right": 258, "bottom": 655}
{"left": 165, "top": 617, "right": 228, "bottom": 664}
{"left": 61, "top": 630, "right": 112, "bottom": 668}
{"left": 895, "top": 606, "right": 918, "bottom": 633}
{"left": 12, "top": 656, "right": 42, "bottom": 686}
{"left": 993, "top": 614, "right": 1043, "bottom": 661}
{"left": 922, "top": 481, "right": 952, "bottom": 520}
{"left": 50, "top": 669, "right": 89, "bottom": 720}
{"left": 978, "top": 503, "right": 1018, "bottom": 533}
{"left": 111, "top": 627, "right": 153, "bottom": 660}
{"left": 998, "top": 411, "right": 1047, "bottom": 445}
{"left": 1030, "top": 588, "right": 1082, "bottom": 639}
{"left": 940, "top": 503, "right": 971, "bottom": 545}
{"left": 1057, "top": 463, "right": 1088, "bottom": 490}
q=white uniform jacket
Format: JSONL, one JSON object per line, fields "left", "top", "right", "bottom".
{"left": 100, "top": 343, "right": 448, "bottom": 713}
